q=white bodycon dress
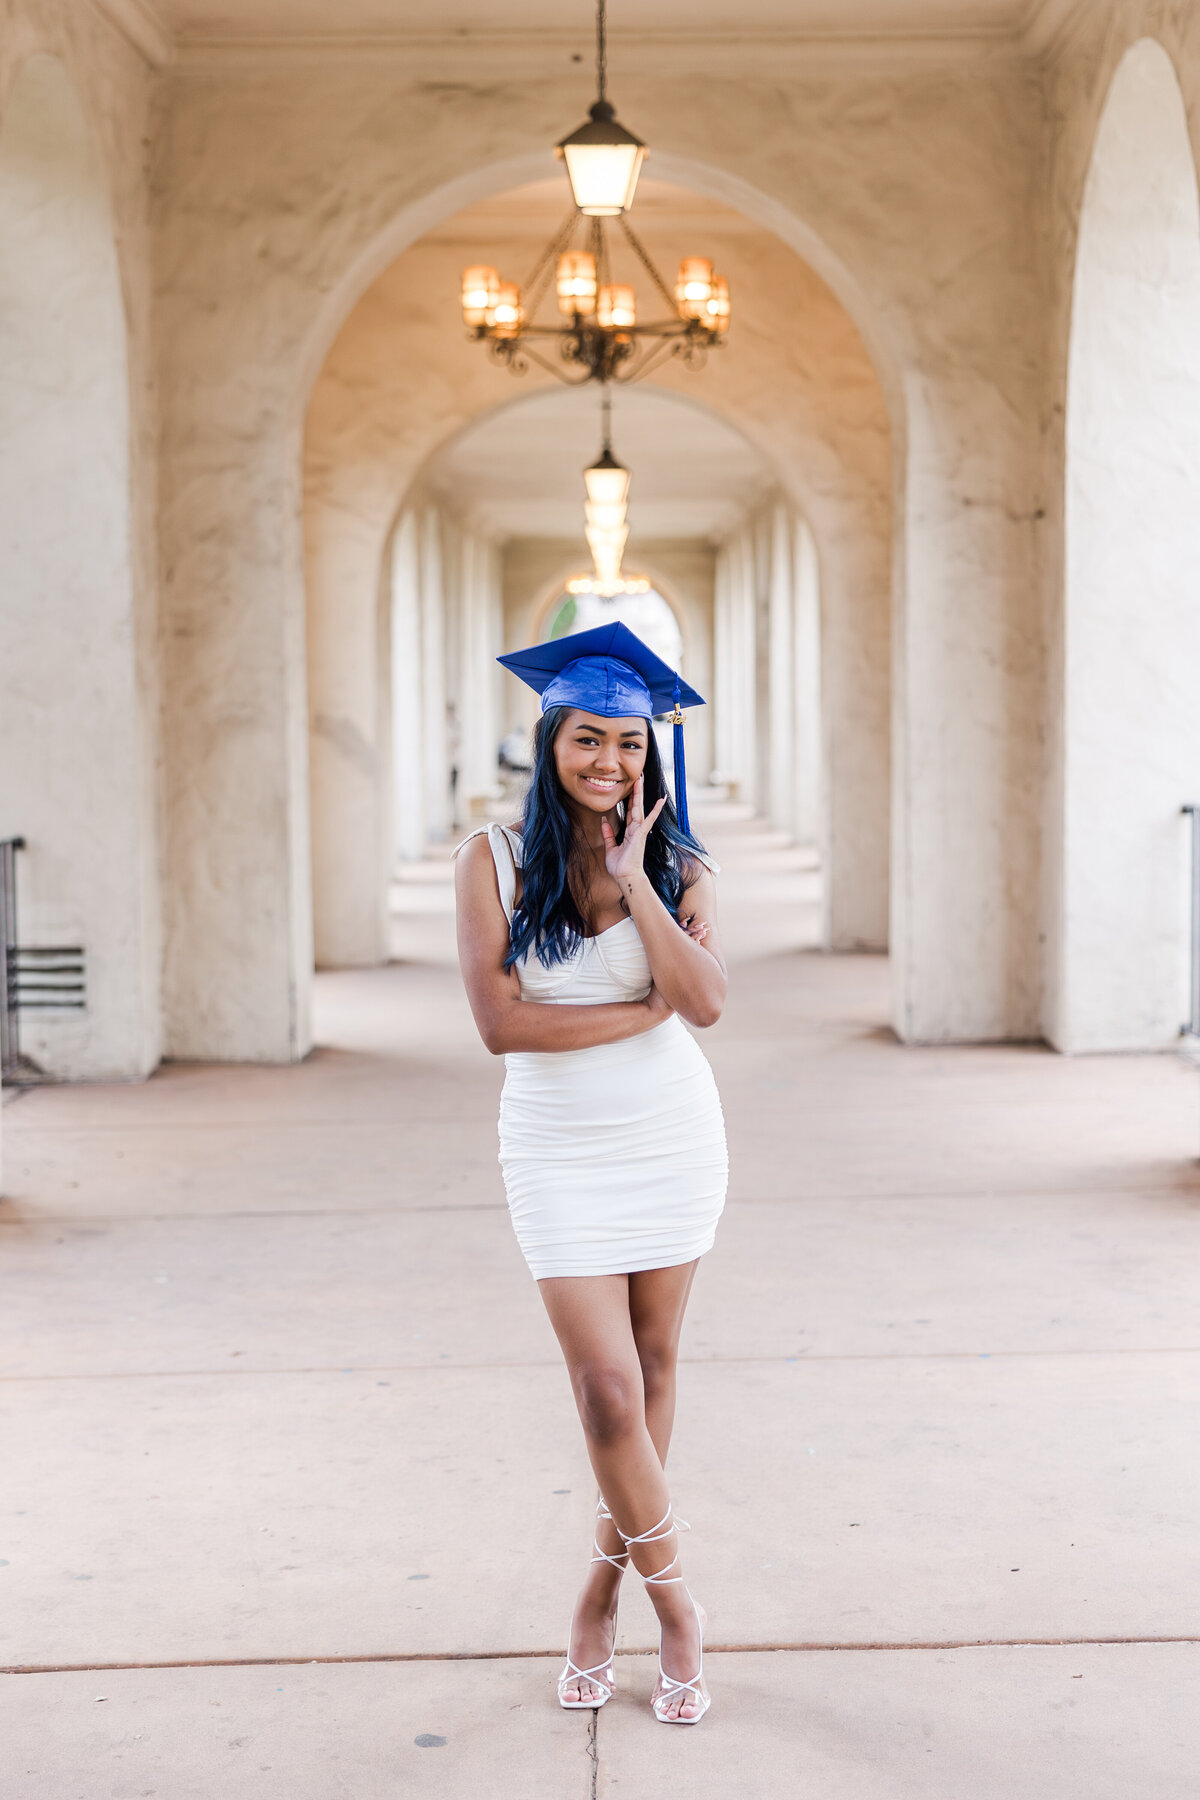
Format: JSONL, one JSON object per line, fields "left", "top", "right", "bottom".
{"left": 465, "top": 824, "right": 728, "bottom": 1281}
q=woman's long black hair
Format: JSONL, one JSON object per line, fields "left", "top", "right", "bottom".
{"left": 505, "top": 706, "right": 710, "bottom": 970}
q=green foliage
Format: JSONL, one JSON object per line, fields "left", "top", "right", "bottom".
{"left": 548, "top": 595, "right": 577, "bottom": 639}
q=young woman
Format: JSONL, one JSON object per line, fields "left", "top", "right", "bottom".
{"left": 454, "top": 625, "right": 728, "bottom": 1726}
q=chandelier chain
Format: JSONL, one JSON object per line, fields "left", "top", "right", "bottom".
{"left": 591, "top": 215, "right": 609, "bottom": 292}
{"left": 521, "top": 209, "right": 580, "bottom": 306}
{"left": 617, "top": 214, "right": 679, "bottom": 316}
{"left": 596, "top": 0, "right": 607, "bottom": 105}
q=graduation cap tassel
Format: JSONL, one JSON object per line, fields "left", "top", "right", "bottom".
{"left": 671, "top": 677, "right": 690, "bottom": 836}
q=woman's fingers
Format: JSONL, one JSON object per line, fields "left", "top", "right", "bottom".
{"left": 628, "top": 773, "right": 644, "bottom": 829}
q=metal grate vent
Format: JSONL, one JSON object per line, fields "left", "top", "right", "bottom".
{"left": 14, "top": 946, "right": 86, "bottom": 1011}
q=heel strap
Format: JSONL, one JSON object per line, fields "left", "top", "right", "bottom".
{"left": 613, "top": 1502, "right": 691, "bottom": 1587}
{"left": 589, "top": 1498, "right": 630, "bottom": 1573}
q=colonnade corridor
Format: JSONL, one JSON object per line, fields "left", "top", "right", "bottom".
{"left": 3, "top": 804, "right": 1200, "bottom": 1795}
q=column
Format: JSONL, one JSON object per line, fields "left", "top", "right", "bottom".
{"left": 458, "top": 529, "right": 503, "bottom": 818}
{"left": 713, "top": 531, "right": 758, "bottom": 807}
{"left": 390, "top": 511, "right": 425, "bottom": 863}
{"left": 417, "top": 507, "right": 450, "bottom": 845}
{"left": 791, "top": 517, "right": 823, "bottom": 847}
{"left": 767, "top": 501, "right": 795, "bottom": 835}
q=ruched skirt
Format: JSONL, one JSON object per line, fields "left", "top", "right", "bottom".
{"left": 498, "top": 1016, "right": 728, "bottom": 1280}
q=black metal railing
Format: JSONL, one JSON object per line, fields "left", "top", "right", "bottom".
{"left": 1183, "top": 806, "right": 1200, "bottom": 1040}
{"left": 1, "top": 838, "right": 87, "bottom": 1084}
{"left": 1, "top": 837, "right": 25, "bottom": 1081}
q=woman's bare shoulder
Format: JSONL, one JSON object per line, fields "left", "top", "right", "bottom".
{"left": 453, "top": 832, "right": 498, "bottom": 886}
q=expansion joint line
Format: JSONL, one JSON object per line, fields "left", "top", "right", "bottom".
{"left": 5, "top": 1634, "right": 1200, "bottom": 1676}
{"left": 587, "top": 1708, "right": 600, "bottom": 1800}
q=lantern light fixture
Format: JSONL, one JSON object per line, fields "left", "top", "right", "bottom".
{"left": 675, "top": 257, "right": 714, "bottom": 321}
{"left": 488, "top": 282, "right": 523, "bottom": 337}
{"left": 583, "top": 444, "right": 631, "bottom": 508}
{"left": 580, "top": 393, "right": 633, "bottom": 590}
{"left": 459, "top": 0, "right": 729, "bottom": 386}
{"left": 596, "top": 282, "right": 636, "bottom": 330}
{"left": 566, "top": 574, "right": 651, "bottom": 595}
{"left": 557, "top": 251, "right": 598, "bottom": 316}
{"left": 585, "top": 500, "right": 627, "bottom": 531}
{"left": 461, "top": 265, "right": 498, "bottom": 328}
{"left": 555, "top": 1, "right": 646, "bottom": 217}
{"left": 706, "top": 275, "right": 731, "bottom": 335}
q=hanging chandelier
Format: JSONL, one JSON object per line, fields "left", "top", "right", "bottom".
{"left": 459, "top": 0, "right": 731, "bottom": 386}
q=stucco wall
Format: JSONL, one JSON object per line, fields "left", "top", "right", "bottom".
{"left": 0, "top": 8, "right": 161, "bottom": 1081}
{"left": 1040, "top": 5, "right": 1200, "bottom": 1052}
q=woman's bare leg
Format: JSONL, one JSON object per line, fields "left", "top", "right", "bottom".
{"left": 539, "top": 1263, "right": 706, "bottom": 1718}
{"left": 585, "top": 1261, "right": 699, "bottom": 1568}
{"left": 631, "top": 1260, "right": 699, "bottom": 1458}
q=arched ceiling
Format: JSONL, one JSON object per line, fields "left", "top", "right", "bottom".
{"left": 423, "top": 383, "right": 769, "bottom": 544}
{"left": 418, "top": 174, "right": 774, "bottom": 543}
{"left": 305, "top": 172, "right": 890, "bottom": 558}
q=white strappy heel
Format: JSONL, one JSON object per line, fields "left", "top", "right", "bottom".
{"left": 556, "top": 1500, "right": 629, "bottom": 1710}
{"left": 615, "top": 1502, "right": 711, "bottom": 1726}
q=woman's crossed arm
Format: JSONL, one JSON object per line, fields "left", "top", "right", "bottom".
{"left": 455, "top": 835, "right": 673, "bottom": 1056}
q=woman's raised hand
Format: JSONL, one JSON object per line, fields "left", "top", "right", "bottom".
{"left": 600, "top": 775, "right": 667, "bottom": 885}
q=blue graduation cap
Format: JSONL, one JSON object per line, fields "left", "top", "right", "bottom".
{"left": 497, "top": 621, "right": 705, "bottom": 833}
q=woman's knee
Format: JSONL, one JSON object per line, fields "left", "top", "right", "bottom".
{"left": 635, "top": 1340, "right": 678, "bottom": 1403}
{"left": 572, "top": 1364, "right": 642, "bottom": 1446}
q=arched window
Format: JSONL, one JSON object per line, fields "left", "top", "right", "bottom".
{"left": 544, "top": 581, "right": 683, "bottom": 669}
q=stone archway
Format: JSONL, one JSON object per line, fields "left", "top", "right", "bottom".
{"left": 303, "top": 171, "right": 892, "bottom": 975}
{"left": 155, "top": 51, "right": 1059, "bottom": 1058}
{"left": 0, "top": 54, "right": 158, "bottom": 1080}
{"left": 1049, "top": 38, "right": 1200, "bottom": 1053}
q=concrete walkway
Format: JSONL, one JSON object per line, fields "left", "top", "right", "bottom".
{"left": 3, "top": 802, "right": 1200, "bottom": 1797}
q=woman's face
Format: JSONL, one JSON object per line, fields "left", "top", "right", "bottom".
{"left": 553, "top": 710, "right": 648, "bottom": 815}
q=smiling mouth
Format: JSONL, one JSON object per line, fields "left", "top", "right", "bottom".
{"left": 581, "top": 776, "right": 620, "bottom": 791}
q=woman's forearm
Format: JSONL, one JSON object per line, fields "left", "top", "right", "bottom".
{"left": 477, "top": 994, "right": 666, "bottom": 1056}
{"left": 620, "top": 873, "right": 726, "bottom": 1027}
